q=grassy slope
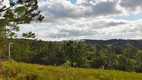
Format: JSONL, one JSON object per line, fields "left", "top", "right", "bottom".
{"left": 1, "top": 61, "right": 142, "bottom": 80}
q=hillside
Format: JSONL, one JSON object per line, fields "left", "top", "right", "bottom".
{"left": 84, "top": 39, "right": 142, "bottom": 50}
{"left": 1, "top": 61, "right": 142, "bottom": 80}
{"left": 10, "top": 39, "right": 142, "bottom": 50}
{"left": 5, "top": 39, "right": 142, "bottom": 73}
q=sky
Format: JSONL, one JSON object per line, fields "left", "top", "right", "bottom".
{"left": 15, "top": 0, "right": 142, "bottom": 40}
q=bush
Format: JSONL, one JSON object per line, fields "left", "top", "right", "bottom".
{"left": 16, "top": 72, "right": 41, "bottom": 80}
{"left": 2, "top": 61, "right": 42, "bottom": 80}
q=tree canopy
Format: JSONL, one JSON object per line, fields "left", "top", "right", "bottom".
{"left": 0, "top": 0, "right": 44, "bottom": 36}
{"left": 0, "top": 0, "right": 44, "bottom": 53}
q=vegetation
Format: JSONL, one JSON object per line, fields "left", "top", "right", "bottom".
{"left": 0, "top": 0, "right": 44, "bottom": 54}
{"left": 1, "top": 60, "right": 142, "bottom": 80}
{"left": 3, "top": 39, "right": 142, "bottom": 73}
{"left": 1, "top": 0, "right": 142, "bottom": 80}
{"left": 0, "top": 0, "right": 44, "bottom": 79}
{"left": 85, "top": 39, "right": 142, "bottom": 50}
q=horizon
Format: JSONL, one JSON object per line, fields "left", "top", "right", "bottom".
{"left": 13, "top": 38, "right": 142, "bottom": 42}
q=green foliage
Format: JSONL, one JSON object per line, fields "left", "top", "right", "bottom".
{"left": 6, "top": 39, "right": 142, "bottom": 72}
{"left": 0, "top": 2, "right": 44, "bottom": 73}
{"left": 22, "top": 31, "right": 35, "bottom": 38}
{"left": 65, "top": 60, "right": 71, "bottom": 68}
{"left": 16, "top": 72, "right": 41, "bottom": 80}
{"left": 2, "top": 61, "right": 42, "bottom": 80}
{"left": 15, "top": 6, "right": 25, "bottom": 15}
{"left": 0, "top": 22, "right": 7, "bottom": 54}
{"left": 0, "top": 0, "right": 44, "bottom": 53}
{"left": 62, "top": 41, "right": 88, "bottom": 67}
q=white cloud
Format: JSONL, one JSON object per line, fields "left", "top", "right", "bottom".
{"left": 38, "top": 0, "right": 122, "bottom": 23}
{"left": 19, "top": 19, "right": 142, "bottom": 41}
{"left": 12, "top": 0, "right": 142, "bottom": 40}
{"left": 37, "top": 0, "right": 142, "bottom": 23}
{"left": 2, "top": 0, "right": 9, "bottom": 7}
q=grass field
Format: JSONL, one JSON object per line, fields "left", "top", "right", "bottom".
{"left": 0, "top": 60, "right": 142, "bottom": 80}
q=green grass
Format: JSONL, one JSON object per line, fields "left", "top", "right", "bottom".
{"left": 138, "top": 50, "right": 142, "bottom": 54}
{"left": 1, "top": 60, "right": 142, "bottom": 80}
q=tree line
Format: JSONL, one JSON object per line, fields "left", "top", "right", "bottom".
{"left": 3, "top": 39, "right": 142, "bottom": 72}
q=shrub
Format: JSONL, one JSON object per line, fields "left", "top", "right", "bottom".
{"left": 16, "top": 72, "right": 41, "bottom": 80}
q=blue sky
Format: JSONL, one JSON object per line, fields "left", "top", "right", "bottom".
{"left": 38, "top": 0, "right": 77, "bottom": 3}
{"left": 19, "top": 0, "right": 142, "bottom": 41}
{"left": 70, "top": 0, "right": 76, "bottom": 4}
{"left": 110, "top": 13, "right": 142, "bottom": 21}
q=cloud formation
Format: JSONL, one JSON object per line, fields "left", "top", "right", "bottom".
{"left": 120, "top": 0, "right": 142, "bottom": 11}
{"left": 19, "top": 19, "right": 142, "bottom": 41}
{"left": 17, "top": 0, "right": 142, "bottom": 40}
{"left": 38, "top": 0, "right": 142, "bottom": 23}
{"left": 39, "top": 0, "right": 123, "bottom": 22}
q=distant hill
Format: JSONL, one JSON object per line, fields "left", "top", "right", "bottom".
{"left": 10, "top": 39, "right": 142, "bottom": 50}
{"left": 84, "top": 39, "right": 142, "bottom": 50}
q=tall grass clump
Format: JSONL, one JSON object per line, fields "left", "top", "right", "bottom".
{"left": 2, "top": 60, "right": 42, "bottom": 80}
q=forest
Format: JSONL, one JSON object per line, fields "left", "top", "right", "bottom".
{"left": 3, "top": 39, "right": 142, "bottom": 72}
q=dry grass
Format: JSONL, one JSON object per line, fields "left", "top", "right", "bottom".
{"left": 1, "top": 60, "right": 142, "bottom": 80}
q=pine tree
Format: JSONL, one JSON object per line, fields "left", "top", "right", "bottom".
{"left": 0, "top": 0, "right": 44, "bottom": 53}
